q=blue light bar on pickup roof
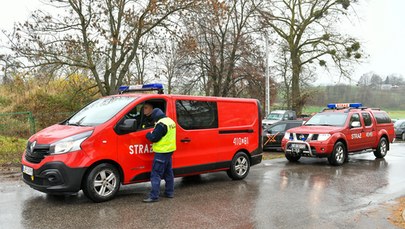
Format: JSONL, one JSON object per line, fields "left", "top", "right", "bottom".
{"left": 327, "top": 103, "right": 363, "bottom": 109}
{"left": 142, "top": 83, "right": 164, "bottom": 90}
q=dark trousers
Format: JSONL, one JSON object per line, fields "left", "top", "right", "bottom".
{"left": 149, "top": 152, "right": 174, "bottom": 199}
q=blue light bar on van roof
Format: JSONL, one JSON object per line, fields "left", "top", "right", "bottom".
{"left": 118, "top": 85, "right": 142, "bottom": 91}
{"left": 118, "top": 83, "right": 164, "bottom": 94}
{"left": 327, "top": 103, "right": 363, "bottom": 109}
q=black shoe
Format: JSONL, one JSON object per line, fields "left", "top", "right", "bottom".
{"left": 164, "top": 193, "right": 174, "bottom": 198}
{"left": 143, "top": 197, "right": 159, "bottom": 203}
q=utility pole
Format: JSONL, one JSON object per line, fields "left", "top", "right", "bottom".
{"left": 265, "top": 36, "right": 270, "bottom": 116}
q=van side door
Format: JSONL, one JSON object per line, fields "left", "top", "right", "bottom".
{"left": 115, "top": 98, "right": 167, "bottom": 184}
{"left": 174, "top": 99, "right": 219, "bottom": 173}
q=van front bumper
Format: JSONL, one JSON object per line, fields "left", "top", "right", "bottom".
{"left": 22, "top": 162, "right": 86, "bottom": 194}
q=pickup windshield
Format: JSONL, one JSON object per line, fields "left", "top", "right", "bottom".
{"left": 305, "top": 113, "right": 348, "bottom": 127}
{"left": 66, "top": 96, "right": 136, "bottom": 127}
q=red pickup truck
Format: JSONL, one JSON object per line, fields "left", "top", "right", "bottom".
{"left": 281, "top": 103, "right": 395, "bottom": 166}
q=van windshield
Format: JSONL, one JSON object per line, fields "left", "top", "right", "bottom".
{"left": 305, "top": 112, "right": 348, "bottom": 127}
{"left": 66, "top": 96, "right": 136, "bottom": 126}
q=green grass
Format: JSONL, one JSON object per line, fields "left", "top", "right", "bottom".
{"left": 0, "top": 136, "right": 26, "bottom": 165}
{"left": 386, "top": 110, "right": 405, "bottom": 120}
{"left": 262, "top": 152, "right": 285, "bottom": 160}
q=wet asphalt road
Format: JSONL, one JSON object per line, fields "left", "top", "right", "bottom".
{"left": 1, "top": 142, "right": 405, "bottom": 229}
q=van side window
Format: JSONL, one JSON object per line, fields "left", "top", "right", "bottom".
{"left": 361, "top": 112, "right": 372, "bottom": 126}
{"left": 176, "top": 100, "right": 218, "bottom": 130}
{"left": 123, "top": 99, "right": 166, "bottom": 131}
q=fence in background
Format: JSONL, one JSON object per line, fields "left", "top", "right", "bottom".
{"left": 0, "top": 112, "right": 72, "bottom": 138}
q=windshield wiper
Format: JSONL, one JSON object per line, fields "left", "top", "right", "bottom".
{"left": 67, "top": 116, "right": 86, "bottom": 126}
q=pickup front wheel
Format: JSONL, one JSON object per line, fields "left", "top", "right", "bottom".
{"left": 374, "top": 137, "right": 388, "bottom": 158}
{"left": 285, "top": 152, "right": 301, "bottom": 162}
{"left": 328, "top": 142, "right": 346, "bottom": 166}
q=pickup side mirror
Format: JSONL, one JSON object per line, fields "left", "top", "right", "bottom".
{"left": 115, "top": 119, "right": 137, "bottom": 135}
{"left": 351, "top": 121, "right": 361, "bottom": 128}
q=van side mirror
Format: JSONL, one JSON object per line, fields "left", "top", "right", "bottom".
{"left": 351, "top": 121, "right": 361, "bottom": 128}
{"left": 115, "top": 119, "right": 137, "bottom": 135}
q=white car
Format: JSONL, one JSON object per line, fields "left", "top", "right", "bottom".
{"left": 262, "top": 110, "right": 296, "bottom": 127}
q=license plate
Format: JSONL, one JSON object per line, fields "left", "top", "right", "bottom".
{"left": 22, "top": 165, "right": 33, "bottom": 176}
{"left": 291, "top": 143, "right": 306, "bottom": 149}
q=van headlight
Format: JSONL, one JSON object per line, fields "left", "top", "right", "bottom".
{"left": 49, "top": 131, "right": 93, "bottom": 154}
{"left": 317, "top": 134, "right": 331, "bottom": 141}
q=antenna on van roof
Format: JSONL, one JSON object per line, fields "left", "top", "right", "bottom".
{"left": 118, "top": 83, "right": 164, "bottom": 94}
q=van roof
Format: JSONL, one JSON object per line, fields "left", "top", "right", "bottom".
{"left": 108, "top": 93, "right": 258, "bottom": 102}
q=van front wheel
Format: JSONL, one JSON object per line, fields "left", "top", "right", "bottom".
{"left": 227, "top": 152, "right": 250, "bottom": 180}
{"left": 82, "top": 163, "right": 121, "bottom": 202}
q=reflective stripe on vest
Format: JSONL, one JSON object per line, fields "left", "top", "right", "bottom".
{"left": 152, "top": 117, "right": 176, "bottom": 153}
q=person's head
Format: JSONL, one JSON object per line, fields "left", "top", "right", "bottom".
{"left": 143, "top": 103, "right": 154, "bottom": 116}
{"left": 151, "top": 108, "right": 166, "bottom": 122}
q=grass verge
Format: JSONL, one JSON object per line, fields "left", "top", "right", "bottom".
{"left": 0, "top": 135, "right": 26, "bottom": 166}
{"left": 262, "top": 151, "right": 285, "bottom": 160}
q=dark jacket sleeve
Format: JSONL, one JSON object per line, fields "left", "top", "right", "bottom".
{"left": 146, "top": 123, "right": 168, "bottom": 142}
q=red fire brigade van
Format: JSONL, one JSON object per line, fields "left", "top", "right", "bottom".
{"left": 21, "top": 84, "right": 263, "bottom": 202}
{"left": 281, "top": 103, "right": 395, "bottom": 166}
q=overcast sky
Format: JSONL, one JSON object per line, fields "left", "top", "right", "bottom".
{"left": 1, "top": 0, "right": 404, "bottom": 85}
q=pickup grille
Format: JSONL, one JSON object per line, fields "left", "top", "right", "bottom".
{"left": 288, "top": 133, "right": 319, "bottom": 141}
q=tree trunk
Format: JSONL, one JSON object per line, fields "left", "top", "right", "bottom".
{"left": 291, "top": 53, "right": 302, "bottom": 115}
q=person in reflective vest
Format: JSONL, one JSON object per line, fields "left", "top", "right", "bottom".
{"left": 143, "top": 108, "right": 176, "bottom": 203}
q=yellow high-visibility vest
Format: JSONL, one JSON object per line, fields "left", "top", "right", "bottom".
{"left": 152, "top": 117, "right": 176, "bottom": 153}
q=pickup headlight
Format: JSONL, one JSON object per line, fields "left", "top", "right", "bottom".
{"left": 317, "top": 134, "right": 331, "bottom": 141}
{"left": 49, "top": 131, "right": 93, "bottom": 154}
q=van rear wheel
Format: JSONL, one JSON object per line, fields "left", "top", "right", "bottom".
{"left": 227, "top": 152, "right": 250, "bottom": 180}
{"left": 82, "top": 163, "right": 120, "bottom": 202}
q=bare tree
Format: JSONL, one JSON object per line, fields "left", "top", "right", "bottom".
{"left": 258, "top": 0, "right": 363, "bottom": 114}
{"left": 385, "top": 73, "right": 405, "bottom": 85}
{"left": 180, "top": 0, "right": 262, "bottom": 97}
{"left": 357, "top": 71, "right": 373, "bottom": 86}
{"left": 5, "top": 0, "right": 197, "bottom": 95}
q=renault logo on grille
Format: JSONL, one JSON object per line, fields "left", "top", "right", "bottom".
{"left": 30, "top": 141, "right": 37, "bottom": 152}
